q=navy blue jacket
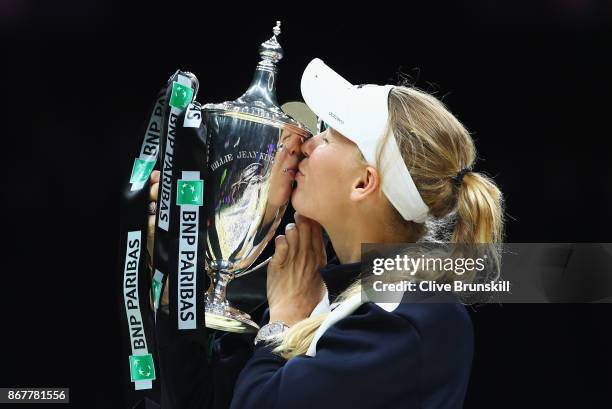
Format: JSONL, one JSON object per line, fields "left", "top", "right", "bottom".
{"left": 156, "top": 259, "right": 474, "bottom": 409}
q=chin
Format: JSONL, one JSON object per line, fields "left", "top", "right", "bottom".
{"left": 290, "top": 189, "right": 308, "bottom": 213}
{"left": 290, "top": 190, "right": 318, "bottom": 221}
{"left": 290, "top": 188, "right": 301, "bottom": 208}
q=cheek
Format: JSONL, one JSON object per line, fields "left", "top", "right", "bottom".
{"left": 312, "top": 166, "right": 341, "bottom": 193}
{"left": 307, "top": 151, "right": 353, "bottom": 201}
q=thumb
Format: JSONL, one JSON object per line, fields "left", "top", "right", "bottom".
{"left": 147, "top": 214, "right": 156, "bottom": 261}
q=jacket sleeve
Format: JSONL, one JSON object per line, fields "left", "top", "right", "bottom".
{"left": 229, "top": 305, "right": 424, "bottom": 409}
{"left": 155, "top": 309, "right": 255, "bottom": 409}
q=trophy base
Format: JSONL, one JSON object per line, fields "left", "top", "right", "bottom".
{"left": 205, "top": 302, "right": 260, "bottom": 334}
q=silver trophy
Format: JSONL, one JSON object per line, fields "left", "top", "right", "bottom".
{"left": 202, "top": 22, "right": 312, "bottom": 333}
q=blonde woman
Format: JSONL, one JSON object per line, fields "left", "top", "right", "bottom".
{"left": 151, "top": 58, "right": 504, "bottom": 409}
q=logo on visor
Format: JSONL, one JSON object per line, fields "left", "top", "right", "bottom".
{"left": 328, "top": 112, "right": 344, "bottom": 124}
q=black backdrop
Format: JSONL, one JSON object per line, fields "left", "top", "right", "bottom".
{"left": 1, "top": 2, "right": 611, "bottom": 408}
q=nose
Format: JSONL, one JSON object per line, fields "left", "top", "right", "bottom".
{"left": 300, "top": 132, "right": 320, "bottom": 158}
{"left": 279, "top": 134, "right": 301, "bottom": 156}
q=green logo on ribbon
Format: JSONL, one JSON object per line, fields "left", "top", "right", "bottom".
{"left": 176, "top": 180, "right": 203, "bottom": 206}
{"left": 152, "top": 278, "right": 162, "bottom": 311}
{"left": 129, "top": 354, "right": 156, "bottom": 382}
{"left": 130, "top": 159, "right": 155, "bottom": 184}
{"left": 169, "top": 82, "right": 193, "bottom": 110}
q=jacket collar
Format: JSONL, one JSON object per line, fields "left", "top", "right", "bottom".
{"left": 319, "top": 256, "right": 361, "bottom": 301}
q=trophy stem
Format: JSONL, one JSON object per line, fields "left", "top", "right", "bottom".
{"left": 204, "top": 270, "right": 260, "bottom": 334}
{"left": 211, "top": 270, "right": 232, "bottom": 305}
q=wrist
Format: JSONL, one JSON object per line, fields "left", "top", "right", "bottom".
{"left": 268, "top": 310, "right": 306, "bottom": 327}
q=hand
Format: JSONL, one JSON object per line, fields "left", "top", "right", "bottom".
{"left": 147, "top": 170, "right": 160, "bottom": 262}
{"left": 147, "top": 170, "right": 169, "bottom": 308}
{"left": 267, "top": 212, "right": 327, "bottom": 327}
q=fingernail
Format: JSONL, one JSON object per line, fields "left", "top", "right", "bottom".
{"left": 286, "top": 223, "right": 296, "bottom": 230}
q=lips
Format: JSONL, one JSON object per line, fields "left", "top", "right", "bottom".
{"left": 283, "top": 168, "right": 298, "bottom": 177}
{"left": 296, "top": 165, "right": 305, "bottom": 177}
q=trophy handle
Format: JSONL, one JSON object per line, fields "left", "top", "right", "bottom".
{"left": 234, "top": 256, "right": 271, "bottom": 279}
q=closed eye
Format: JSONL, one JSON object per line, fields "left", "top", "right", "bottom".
{"left": 323, "top": 128, "right": 334, "bottom": 143}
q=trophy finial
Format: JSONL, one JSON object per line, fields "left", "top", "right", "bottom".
{"left": 258, "top": 20, "right": 283, "bottom": 70}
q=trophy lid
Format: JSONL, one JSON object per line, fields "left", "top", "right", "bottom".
{"left": 203, "top": 21, "right": 310, "bottom": 135}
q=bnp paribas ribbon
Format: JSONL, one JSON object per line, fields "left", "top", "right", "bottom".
{"left": 152, "top": 74, "right": 209, "bottom": 343}
{"left": 118, "top": 69, "right": 199, "bottom": 401}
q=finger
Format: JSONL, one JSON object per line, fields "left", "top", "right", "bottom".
{"left": 150, "top": 182, "right": 159, "bottom": 202}
{"left": 271, "top": 235, "right": 289, "bottom": 267}
{"left": 297, "top": 213, "right": 324, "bottom": 257}
{"left": 147, "top": 214, "right": 156, "bottom": 258}
{"left": 150, "top": 170, "right": 160, "bottom": 184}
{"left": 284, "top": 222, "right": 299, "bottom": 262}
{"left": 148, "top": 214, "right": 156, "bottom": 238}
{"left": 294, "top": 212, "right": 312, "bottom": 257}
{"left": 161, "top": 279, "right": 169, "bottom": 306}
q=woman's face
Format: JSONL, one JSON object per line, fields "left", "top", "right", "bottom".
{"left": 266, "top": 130, "right": 303, "bottom": 208}
{"left": 292, "top": 127, "right": 364, "bottom": 224}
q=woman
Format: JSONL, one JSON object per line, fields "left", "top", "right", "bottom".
{"left": 149, "top": 58, "right": 504, "bottom": 409}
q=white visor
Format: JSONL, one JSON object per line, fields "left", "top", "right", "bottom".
{"left": 300, "top": 58, "right": 429, "bottom": 223}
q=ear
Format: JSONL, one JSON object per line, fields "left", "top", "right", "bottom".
{"left": 349, "top": 166, "right": 380, "bottom": 203}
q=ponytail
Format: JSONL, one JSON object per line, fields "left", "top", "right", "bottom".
{"left": 453, "top": 172, "right": 505, "bottom": 244}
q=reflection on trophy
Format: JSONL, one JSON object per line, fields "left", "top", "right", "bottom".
{"left": 202, "top": 21, "right": 312, "bottom": 333}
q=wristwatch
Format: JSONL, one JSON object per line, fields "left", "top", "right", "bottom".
{"left": 254, "top": 321, "right": 289, "bottom": 346}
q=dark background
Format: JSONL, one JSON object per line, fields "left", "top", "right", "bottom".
{"left": 1, "top": 1, "right": 611, "bottom": 408}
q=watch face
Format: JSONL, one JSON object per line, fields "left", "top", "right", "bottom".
{"left": 261, "top": 322, "right": 286, "bottom": 338}
{"left": 270, "top": 322, "right": 284, "bottom": 333}
{"left": 264, "top": 322, "right": 280, "bottom": 337}
{"left": 255, "top": 321, "right": 289, "bottom": 345}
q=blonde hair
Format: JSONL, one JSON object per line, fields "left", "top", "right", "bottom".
{"left": 272, "top": 85, "right": 505, "bottom": 359}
